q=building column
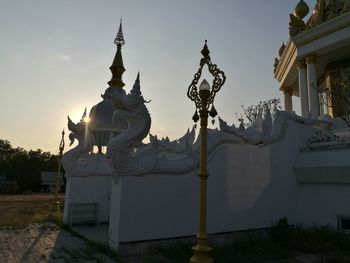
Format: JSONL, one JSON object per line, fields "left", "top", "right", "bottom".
{"left": 281, "top": 87, "right": 293, "bottom": 113}
{"left": 297, "top": 60, "right": 308, "bottom": 117}
{"left": 306, "top": 55, "right": 319, "bottom": 118}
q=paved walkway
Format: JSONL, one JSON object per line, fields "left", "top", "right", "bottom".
{"left": 0, "top": 223, "right": 119, "bottom": 263}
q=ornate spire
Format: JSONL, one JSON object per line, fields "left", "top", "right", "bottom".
{"left": 108, "top": 19, "right": 126, "bottom": 88}
{"left": 114, "top": 18, "right": 125, "bottom": 46}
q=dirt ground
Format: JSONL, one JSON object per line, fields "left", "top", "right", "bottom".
{"left": 0, "top": 194, "right": 65, "bottom": 226}
{"left": 0, "top": 194, "right": 65, "bottom": 203}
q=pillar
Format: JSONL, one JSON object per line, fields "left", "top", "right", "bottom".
{"left": 306, "top": 54, "right": 319, "bottom": 118}
{"left": 281, "top": 87, "right": 293, "bottom": 113}
{"left": 297, "top": 60, "right": 309, "bottom": 117}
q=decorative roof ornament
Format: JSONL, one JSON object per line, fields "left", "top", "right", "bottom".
{"left": 114, "top": 18, "right": 125, "bottom": 46}
{"left": 108, "top": 19, "right": 126, "bottom": 88}
{"left": 131, "top": 72, "right": 141, "bottom": 96}
{"left": 307, "top": 0, "right": 326, "bottom": 28}
{"left": 278, "top": 42, "right": 286, "bottom": 57}
{"left": 307, "top": 0, "right": 350, "bottom": 28}
{"left": 289, "top": 0, "right": 309, "bottom": 37}
{"left": 294, "top": 0, "right": 310, "bottom": 19}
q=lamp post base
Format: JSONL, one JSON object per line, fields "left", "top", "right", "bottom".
{"left": 189, "top": 244, "right": 213, "bottom": 263}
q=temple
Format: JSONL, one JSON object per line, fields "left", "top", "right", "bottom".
{"left": 275, "top": 0, "right": 350, "bottom": 123}
{"left": 62, "top": 2, "right": 350, "bottom": 253}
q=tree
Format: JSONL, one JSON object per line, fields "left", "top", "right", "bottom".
{"left": 0, "top": 139, "right": 58, "bottom": 192}
{"left": 237, "top": 98, "right": 282, "bottom": 128}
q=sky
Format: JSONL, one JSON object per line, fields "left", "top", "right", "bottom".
{"left": 0, "top": 0, "right": 316, "bottom": 154}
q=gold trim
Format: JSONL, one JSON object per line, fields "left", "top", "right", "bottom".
{"left": 281, "top": 86, "right": 293, "bottom": 95}
{"left": 296, "top": 59, "right": 306, "bottom": 69}
{"left": 306, "top": 54, "right": 317, "bottom": 64}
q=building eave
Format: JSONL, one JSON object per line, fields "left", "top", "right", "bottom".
{"left": 291, "top": 12, "right": 350, "bottom": 49}
{"left": 274, "top": 40, "right": 297, "bottom": 86}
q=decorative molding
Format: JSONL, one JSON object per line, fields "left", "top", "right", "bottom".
{"left": 274, "top": 40, "right": 297, "bottom": 83}
{"left": 281, "top": 87, "right": 293, "bottom": 95}
{"left": 291, "top": 11, "right": 350, "bottom": 47}
{"left": 306, "top": 54, "right": 317, "bottom": 64}
{"left": 296, "top": 59, "right": 306, "bottom": 69}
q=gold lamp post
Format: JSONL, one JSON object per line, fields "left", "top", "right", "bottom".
{"left": 54, "top": 129, "right": 65, "bottom": 205}
{"left": 187, "top": 40, "right": 226, "bottom": 263}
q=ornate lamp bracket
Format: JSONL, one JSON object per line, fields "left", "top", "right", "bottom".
{"left": 187, "top": 40, "right": 226, "bottom": 117}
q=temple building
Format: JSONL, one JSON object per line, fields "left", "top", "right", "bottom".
{"left": 62, "top": 2, "right": 350, "bottom": 253}
{"left": 274, "top": 0, "right": 350, "bottom": 125}
{"left": 67, "top": 21, "right": 128, "bottom": 155}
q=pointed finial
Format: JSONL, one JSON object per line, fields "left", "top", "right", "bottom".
{"left": 201, "top": 40, "right": 210, "bottom": 58}
{"left": 114, "top": 18, "right": 125, "bottom": 46}
{"left": 131, "top": 72, "right": 141, "bottom": 95}
{"left": 82, "top": 107, "right": 87, "bottom": 118}
{"left": 59, "top": 128, "right": 65, "bottom": 154}
{"left": 109, "top": 18, "right": 126, "bottom": 88}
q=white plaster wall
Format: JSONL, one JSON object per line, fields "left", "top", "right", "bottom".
{"left": 117, "top": 173, "right": 198, "bottom": 242}
{"left": 115, "top": 143, "right": 274, "bottom": 243}
{"left": 63, "top": 175, "right": 112, "bottom": 223}
{"left": 295, "top": 148, "right": 350, "bottom": 227}
{"left": 206, "top": 143, "right": 272, "bottom": 233}
{"left": 269, "top": 121, "right": 319, "bottom": 225}
{"left": 297, "top": 184, "right": 350, "bottom": 227}
{"left": 111, "top": 120, "right": 321, "bottom": 244}
{"left": 108, "top": 180, "right": 122, "bottom": 249}
{"left": 64, "top": 118, "right": 350, "bottom": 246}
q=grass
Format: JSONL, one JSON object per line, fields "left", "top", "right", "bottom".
{"left": 0, "top": 194, "right": 64, "bottom": 227}
{"left": 137, "top": 219, "right": 350, "bottom": 263}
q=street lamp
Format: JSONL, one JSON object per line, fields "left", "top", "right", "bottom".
{"left": 54, "top": 129, "right": 65, "bottom": 206}
{"left": 187, "top": 40, "right": 226, "bottom": 263}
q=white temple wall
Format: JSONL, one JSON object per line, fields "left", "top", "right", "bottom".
{"left": 108, "top": 180, "right": 122, "bottom": 250}
{"left": 113, "top": 143, "right": 276, "bottom": 243}
{"left": 108, "top": 119, "right": 330, "bottom": 245}
{"left": 116, "top": 173, "right": 198, "bottom": 242}
{"left": 63, "top": 117, "right": 350, "bottom": 249}
{"left": 268, "top": 120, "right": 319, "bottom": 225}
{"left": 296, "top": 184, "right": 350, "bottom": 227}
{"left": 295, "top": 148, "right": 350, "bottom": 227}
{"left": 63, "top": 175, "right": 112, "bottom": 223}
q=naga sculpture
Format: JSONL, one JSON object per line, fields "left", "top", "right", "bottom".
{"left": 62, "top": 110, "right": 96, "bottom": 175}
{"left": 106, "top": 73, "right": 152, "bottom": 173}
{"left": 219, "top": 110, "right": 332, "bottom": 145}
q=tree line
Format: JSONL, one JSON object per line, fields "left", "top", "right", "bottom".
{"left": 0, "top": 139, "right": 59, "bottom": 192}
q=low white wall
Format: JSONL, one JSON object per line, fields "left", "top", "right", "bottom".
{"left": 111, "top": 142, "right": 291, "bottom": 243}
{"left": 62, "top": 118, "right": 350, "bottom": 248}
{"left": 109, "top": 120, "right": 328, "bottom": 245}
{"left": 63, "top": 175, "right": 112, "bottom": 223}
{"left": 297, "top": 184, "right": 350, "bottom": 227}
{"left": 295, "top": 147, "right": 350, "bottom": 227}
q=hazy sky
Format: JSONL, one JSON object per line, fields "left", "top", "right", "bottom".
{"left": 0, "top": 0, "right": 315, "bottom": 154}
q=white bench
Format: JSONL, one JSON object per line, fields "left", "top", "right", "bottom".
{"left": 69, "top": 203, "right": 99, "bottom": 227}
